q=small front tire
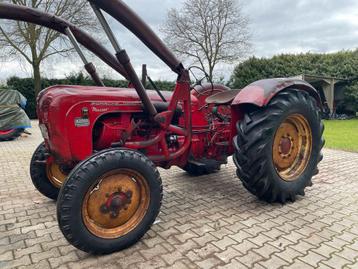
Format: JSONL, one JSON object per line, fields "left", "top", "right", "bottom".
{"left": 30, "top": 142, "right": 67, "bottom": 200}
{"left": 57, "top": 148, "right": 163, "bottom": 254}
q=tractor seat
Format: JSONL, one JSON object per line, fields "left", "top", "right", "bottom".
{"left": 205, "top": 89, "right": 241, "bottom": 105}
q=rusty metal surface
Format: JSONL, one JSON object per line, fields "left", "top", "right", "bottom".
{"left": 82, "top": 169, "right": 150, "bottom": 239}
{"left": 272, "top": 114, "right": 313, "bottom": 182}
{"left": 205, "top": 89, "right": 241, "bottom": 105}
{"left": 232, "top": 78, "right": 321, "bottom": 107}
{"left": 89, "top": 0, "right": 184, "bottom": 74}
{"left": 0, "top": 3, "right": 129, "bottom": 80}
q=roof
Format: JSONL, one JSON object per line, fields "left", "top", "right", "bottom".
{"left": 292, "top": 74, "right": 358, "bottom": 87}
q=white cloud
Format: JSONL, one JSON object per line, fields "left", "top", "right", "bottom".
{"left": 0, "top": 0, "right": 357, "bottom": 82}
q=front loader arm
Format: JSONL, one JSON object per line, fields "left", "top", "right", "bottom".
{"left": 89, "top": 0, "right": 184, "bottom": 75}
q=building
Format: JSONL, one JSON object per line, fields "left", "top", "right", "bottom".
{"left": 292, "top": 74, "right": 355, "bottom": 117}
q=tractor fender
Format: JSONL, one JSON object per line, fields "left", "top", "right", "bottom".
{"left": 231, "top": 78, "right": 322, "bottom": 108}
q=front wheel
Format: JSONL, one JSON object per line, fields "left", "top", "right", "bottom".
{"left": 233, "top": 89, "right": 324, "bottom": 203}
{"left": 57, "top": 149, "right": 163, "bottom": 254}
{"left": 30, "top": 142, "right": 67, "bottom": 200}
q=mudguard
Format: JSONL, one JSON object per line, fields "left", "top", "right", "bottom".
{"left": 231, "top": 78, "right": 321, "bottom": 108}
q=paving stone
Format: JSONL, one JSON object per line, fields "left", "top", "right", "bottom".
{"left": 48, "top": 251, "right": 79, "bottom": 268}
{"left": 1, "top": 122, "right": 358, "bottom": 268}
{"left": 160, "top": 250, "right": 185, "bottom": 265}
{"left": 236, "top": 250, "right": 264, "bottom": 268}
{"left": 284, "top": 259, "right": 315, "bottom": 269}
{"left": 212, "top": 236, "right": 237, "bottom": 250}
{"left": 30, "top": 247, "right": 61, "bottom": 263}
{"left": 0, "top": 250, "right": 14, "bottom": 262}
{"left": 274, "top": 247, "right": 303, "bottom": 264}
{"left": 217, "top": 259, "right": 248, "bottom": 269}
{"left": 195, "top": 256, "right": 223, "bottom": 269}
{"left": 321, "top": 254, "right": 352, "bottom": 268}
{"left": 140, "top": 244, "right": 167, "bottom": 260}
{"left": 232, "top": 239, "right": 259, "bottom": 255}
{"left": 1, "top": 255, "right": 32, "bottom": 269}
{"left": 258, "top": 255, "right": 289, "bottom": 269}
{"left": 14, "top": 244, "right": 42, "bottom": 259}
{"left": 298, "top": 251, "right": 327, "bottom": 267}
{"left": 214, "top": 246, "right": 242, "bottom": 262}
{"left": 252, "top": 243, "right": 280, "bottom": 259}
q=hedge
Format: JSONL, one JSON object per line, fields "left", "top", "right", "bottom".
{"left": 230, "top": 50, "right": 358, "bottom": 114}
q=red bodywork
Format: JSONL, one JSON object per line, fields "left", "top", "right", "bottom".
{"left": 37, "top": 83, "right": 235, "bottom": 169}
{"left": 232, "top": 78, "right": 321, "bottom": 107}
{"left": 37, "top": 76, "right": 320, "bottom": 170}
{"left": 0, "top": 0, "right": 320, "bottom": 171}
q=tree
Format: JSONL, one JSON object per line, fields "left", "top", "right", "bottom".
{"left": 0, "top": 0, "right": 97, "bottom": 96}
{"left": 161, "top": 0, "right": 250, "bottom": 80}
{"left": 230, "top": 50, "right": 358, "bottom": 89}
{"left": 229, "top": 50, "right": 358, "bottom": 114}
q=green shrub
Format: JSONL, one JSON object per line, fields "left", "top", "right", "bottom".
{"left": 230, "top": 50, "right": 358, "bottom": 114}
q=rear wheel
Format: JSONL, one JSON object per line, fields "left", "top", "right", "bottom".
{"left": 0, "top": 128, "right": 24, "bottom": 141}
{"left": 233, "top": 89, "right": 324, "bottom": 203}
{"left": 57, "top": 149, "right": 162, "bottom": 254}
{"left": 30, "top": 142, "right": 67, "bottom": 200}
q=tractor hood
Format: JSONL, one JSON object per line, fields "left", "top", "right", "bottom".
{"left": 37, "top": 85, "right": 178, "bottom": 114}
{"left": 36, "top": 85, "right": 198, "bottom": 161}
{"left": 37, "top": 85, "right": 198, "bottom": 121}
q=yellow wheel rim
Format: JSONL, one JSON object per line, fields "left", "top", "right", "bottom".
{"left": 46, "top": 162, "right": 67, "bottom": 188}
{"left": 82, "top": 169, "right": 150, "bottom": 239}
{"left": 273, "top": 114, "right": 312, "bottom": 181}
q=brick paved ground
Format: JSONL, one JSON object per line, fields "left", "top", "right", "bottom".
{"left": 1, "top": 122, "right": 358, "bottom": 269}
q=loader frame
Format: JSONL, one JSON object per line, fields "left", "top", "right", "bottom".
{"left": 0, "top": 0, "right": 195, "bottom": 163}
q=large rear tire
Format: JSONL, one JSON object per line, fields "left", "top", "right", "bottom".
{"left": 57, "top": 148, "right": 163, "bottom": 254}
{"left": 233, "top": 89, "right": 324, "bottom": 203}
{"left": 0, "top": 128, "right": 24, "bottom": 141}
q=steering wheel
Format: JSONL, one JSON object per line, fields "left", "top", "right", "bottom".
{"left": 188, "top": 66, "right": 214, "bottom": 96}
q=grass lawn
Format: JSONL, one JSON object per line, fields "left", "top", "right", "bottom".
{"left": 323, "top": 119, "right": 358, "bottom": 152}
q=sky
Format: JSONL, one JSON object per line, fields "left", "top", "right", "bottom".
{"left": 0, "top": 0, "right": 358, "bottom": 82}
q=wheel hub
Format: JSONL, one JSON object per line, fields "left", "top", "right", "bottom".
{"left": 279, "top": 136, "right": 293, "bottom": 157}
{"left": 82, "top": 169, "right": 150, "bottom": 238}
{"left": 100, "top": 189, "right": 133, "bottom": 219}
{"left": 273, "top": 114, "right": 312, "bottom": 181}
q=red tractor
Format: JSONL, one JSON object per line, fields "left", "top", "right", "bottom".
{"left": 1, "top": 1, "right": 324, "bottom": 254}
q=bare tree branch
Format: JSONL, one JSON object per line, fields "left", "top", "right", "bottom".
{"left": 0, "top": 0, "right": 99, "bottom": 95}
{"left": 161, "top": 0, "right": 251, "bottom": 80}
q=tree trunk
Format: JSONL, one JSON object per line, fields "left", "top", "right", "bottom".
{"left": 33, "top": 63, "right": 42, "bottom": 97}
{"left": 208, "top": 65, "right": 214, "bottom": 82}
